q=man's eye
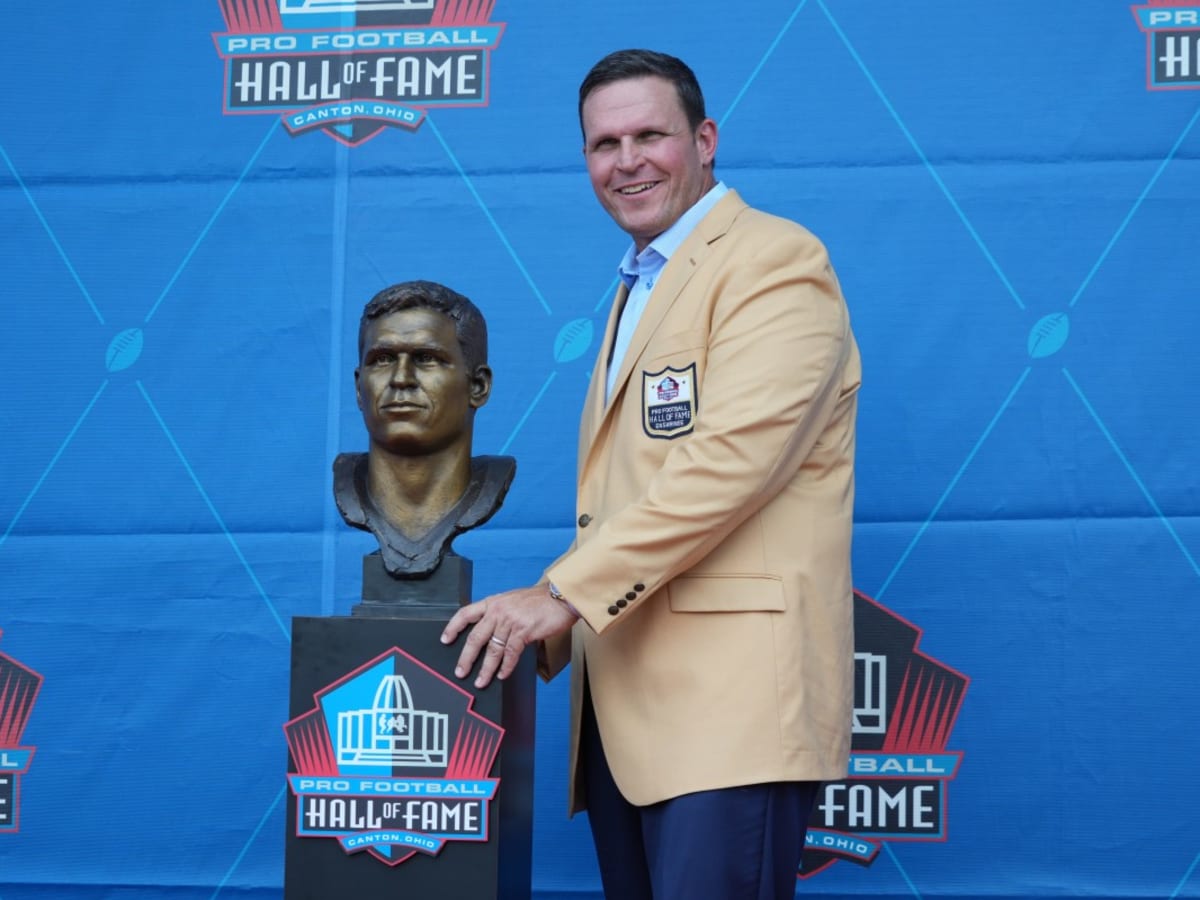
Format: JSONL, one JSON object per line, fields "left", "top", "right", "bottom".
{"left": 415, "top": 352, "right": 439, "bottom": 365}
{"left": 369, "top": 353, "right": 394, "bottom": 367}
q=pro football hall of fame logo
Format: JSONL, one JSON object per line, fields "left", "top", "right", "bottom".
{"left": 1132, "top": 2, "right": 1200, "bottom": 89}
{"left": 800, "top": 591, "right": 969, "bottom": 878}
{"left": 0, "top": 630, "right": 43, "bottom": 834}
{"left": 284, "top": 646, "right": 504, "bottom": 867}
{"left": 213, "top": 0, "right": 505, "bottom": 145}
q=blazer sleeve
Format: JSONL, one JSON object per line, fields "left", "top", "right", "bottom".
{"left": 546, "top": 218, "right": 859, "bottom": 633}
{"left": 536, "top": 540, "right": 576, "bottom": 681}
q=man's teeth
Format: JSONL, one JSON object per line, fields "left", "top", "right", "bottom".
{"left": 619, "top": 183, "right": 655, "bottom": 195}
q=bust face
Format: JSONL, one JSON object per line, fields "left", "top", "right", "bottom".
{"left": 355, "top": 307, "right": 490, "bottom": 457}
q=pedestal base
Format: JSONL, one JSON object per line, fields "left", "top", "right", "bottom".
{"left": 283, "top": 615, "right": 534, "bottom": 900}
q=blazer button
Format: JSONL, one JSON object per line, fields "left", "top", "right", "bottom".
{"left": 625, "top": 592, "right": 637, "bottom": 601}
{"left": 617, "top": 598, "right": 628, "bottom": 608}
{"left": 633, "top": 583, "right": 646, "bottom": 592}
{"left": 578, "top": 514, "right": 592, "bottom": 528}
{"left": 607, "top": 605, "right": 620, "bottom": 616}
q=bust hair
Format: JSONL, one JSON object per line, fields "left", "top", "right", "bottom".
{"left": 359, "top": 280, "right": 488, "bottom": 371}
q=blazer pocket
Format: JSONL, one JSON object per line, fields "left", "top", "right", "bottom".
{"left": 666, "top": 574, "right": 786, "bottom": 613}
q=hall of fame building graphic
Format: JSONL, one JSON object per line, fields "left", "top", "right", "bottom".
{"left": 800, "top": 592, "right": 968, "bottom": 878}
{"left": 1132, "top": 2, "right": 1200, "bottom": 89}
{"left": 213, "top": 0, "right": 505, "bottom": 145}
{"left": 284, "top": 646, "right": 504, "bottom": 867}
{"left": 0, "top": 630, "right": 43, "bottom": 835}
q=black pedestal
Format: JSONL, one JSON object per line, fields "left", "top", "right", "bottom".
{"left": 283, "top": 611, "right": 534, "bottom": 899}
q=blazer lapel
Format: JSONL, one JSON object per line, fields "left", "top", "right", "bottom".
{"left": 578, "top": 191, "right": 747, "bottom": 480}
{"left": 604, "top": 191, "right": 746, "bottom": 408}
{"left": 578, "top": 280, "right": 627, "bottom": 460}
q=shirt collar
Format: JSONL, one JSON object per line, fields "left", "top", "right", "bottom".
{"left": 618, "top": 182, "right": 728, "bottom": 286}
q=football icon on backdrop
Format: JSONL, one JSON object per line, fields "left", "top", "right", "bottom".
{"left": 213, "top": 0, "right": 506, "bottom": 146}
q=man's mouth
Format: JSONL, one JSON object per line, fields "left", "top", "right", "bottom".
{"left": 617, "top": 181, "right": 658, "bottom": 196}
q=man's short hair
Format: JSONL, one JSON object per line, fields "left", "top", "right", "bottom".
{"left": 578, "top": 49, "right": 708, "bottom": 135}
{"left": 359, "top": 280, "right": 488, "bottom": 372}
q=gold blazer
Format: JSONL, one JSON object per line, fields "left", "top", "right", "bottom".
{"left": 544, "top": 190, "right": 862, "bottom": 812}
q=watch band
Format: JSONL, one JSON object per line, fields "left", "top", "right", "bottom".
{"left": 547, "top": 582, "right": 581, "bottom": 619}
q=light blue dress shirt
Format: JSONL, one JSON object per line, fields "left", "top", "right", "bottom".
{"left": 605, "top": 182, "right": 729, "bottom": 400}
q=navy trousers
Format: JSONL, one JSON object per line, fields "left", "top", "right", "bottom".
{"left": 581, "top": 689, "right": 819, "bottom": 900}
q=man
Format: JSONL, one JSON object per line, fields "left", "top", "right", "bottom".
{"left": 442, "top": 50, "right": 861, "bottom": 898}
{"left": 336, "top": 280, "right": 515, "bottom": 577}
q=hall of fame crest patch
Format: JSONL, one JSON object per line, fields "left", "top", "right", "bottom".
{"left": 642, "top": 364, "right": 696, "bottom": 439}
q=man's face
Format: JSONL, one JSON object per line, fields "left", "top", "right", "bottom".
{"left": 355, "top": 308, "right": 491, "bottom": 457}
{"left": 582, "top": 75, "right": 718, "bottom": 252}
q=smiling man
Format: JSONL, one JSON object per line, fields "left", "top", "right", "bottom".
{"left": 581, "top": 70, "right": 716, "bottom": 253}
{"left": 334, "top": 280, "right": 514, "bottom": 578}
{"left": 442, "top": 50, "right": 862, "bottom": 898}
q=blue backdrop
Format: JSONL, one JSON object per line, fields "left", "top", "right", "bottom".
{"left": 2, "top": 2, "right": 1198, "bottom": 898}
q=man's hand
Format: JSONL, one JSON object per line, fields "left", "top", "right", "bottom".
{"left": 441, "top": 584, "right": 579, "bottom": 689}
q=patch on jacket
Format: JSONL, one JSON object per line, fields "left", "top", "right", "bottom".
{"left": 642, "top": 364, "right": 696, "bottom": 439}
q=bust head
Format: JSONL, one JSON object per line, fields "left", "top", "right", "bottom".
{"left": 336, "top": 281, "right": 514, "bottom": 585}
{"left": 355, "top": 280, "right": 492, "bottom": 458}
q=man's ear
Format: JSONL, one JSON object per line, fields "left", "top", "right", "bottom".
{"left": 354, "top": 368, "right": 363, "bottom": 410}
{"left": 469, "top": 365, "right": 493, "bottom": 409}
{"left": 696, "top": 117, "right": 718, "bottom": 168}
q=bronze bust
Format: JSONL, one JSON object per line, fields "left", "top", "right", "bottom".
{"left": 334, "top": 281, "right": 515, "bottom": 579}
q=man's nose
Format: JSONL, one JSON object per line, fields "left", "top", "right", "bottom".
{"left": 389, "top": 356, "right": 418, "bottom": 385}
{"left": 615, "top": 136, "right": 639, "bottom": 171}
